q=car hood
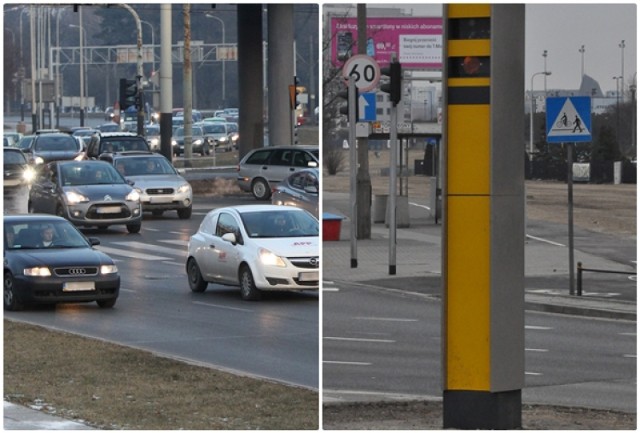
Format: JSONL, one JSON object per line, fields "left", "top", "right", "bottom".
{"left": 126, "top": 174, "right": 187, "bottom": 188}
{"left": 14, "top": 248, "right": 112, "bottom": 266}
{"left": 34, "top": 150, "right": 81, "bottom": 162}
{"left": 252, "top": 237, "right": 319, "bottom": 257}
{"left": 63, "top": 184, "right": 133, "bottom": 200}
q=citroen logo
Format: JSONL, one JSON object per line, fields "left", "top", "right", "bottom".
{"left": 104, "top": 195, "right": 113, "bottom": 201}
{"left": 68, "top": 268, "right": 87, "bottom": 275}
{"left": 309, "top": 257, "right": 319, "bottom": 267}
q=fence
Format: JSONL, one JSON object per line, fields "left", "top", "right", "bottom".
{"left": 576, "top": 261, "right": 636, "bottom": 296}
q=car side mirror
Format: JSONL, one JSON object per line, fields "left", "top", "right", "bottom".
{"left": 88, "top": 237, "right": 101, "bottom": 246}
{"left": 221, "top": 232, "right": 237, "bottom": 245}
{"left": 308, "top": 161, "right": 318, "bottom": 168}
{"left": 304, "top": 185, "right": 318, "bottom": 194}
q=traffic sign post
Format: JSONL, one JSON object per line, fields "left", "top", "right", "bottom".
{"left": 342, "top": 54, "right": 381, "bottom": 92}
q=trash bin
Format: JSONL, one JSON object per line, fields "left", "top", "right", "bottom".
{"left": 373, "top": 194, "right": 388, "bottom": 223}
{"left": 322, "top": 213, "right": 344, "bottom": 241}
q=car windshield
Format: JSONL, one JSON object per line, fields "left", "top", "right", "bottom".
{"left": 5, "top": 220, "right": 90, "bottom": 250}
{"left": 114, "top": 157, "right": 176, "bottom": 176}
{"left": 35, "top": 136, "right": 79, "bottom": 152}
{"left": 100, "top": 138, "right": 147, "bottom": 153}
{"left": 240, "top": 210, "right": 319, "bottom": 238}
{"left": 145, "top": 126, "right": 159, "bottom": 135}
{"left": 17, "top": 136, "right": 34, "bottom": 150}
{"left": 60, "top": 162, "right": 126, "bottom": 186}
{"left": 3, "top": 150, "right": 27, "bottom": 165}
{"left": 203, "top": 124, "right": 226, "bottom": 134}
{"left": 175, "top": 127, "right": 203, "bottom": 137}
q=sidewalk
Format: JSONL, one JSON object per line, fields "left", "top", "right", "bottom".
{"left": 4, "top": 401, "right": 94, "bottom": 430}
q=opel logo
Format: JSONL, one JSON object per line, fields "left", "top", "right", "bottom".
{"left": 68, "top": 268, "right": 86, "bottom": 275}
{"left": 309, "top": 257, "right": 319, "bottom": 267}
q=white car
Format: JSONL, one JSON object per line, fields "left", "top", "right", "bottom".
{"left": 186, "top": 205, "right": 319, "bottom": 300}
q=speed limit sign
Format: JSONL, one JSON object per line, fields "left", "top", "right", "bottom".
{"left": 342, "top": 54, "right": 380, "bottom": 92}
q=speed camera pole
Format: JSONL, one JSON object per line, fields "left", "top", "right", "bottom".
{"left": 347, "top": 76, "right": 358, "bottom": 268}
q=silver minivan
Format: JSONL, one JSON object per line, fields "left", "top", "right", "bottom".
{"left": 237, "top": 145, "right": 319, "bottom": 200}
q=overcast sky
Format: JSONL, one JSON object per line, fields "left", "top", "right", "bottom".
{"left": 356, "top": 3, "right": 637, "bottom": 94}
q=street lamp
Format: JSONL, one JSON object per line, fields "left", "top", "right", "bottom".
{"left": 619, "top": 40, "right": 625, "bottom": 102}
{"left": 578, "top": 45, "right": 585, "bottom": 79}
{"left": 141, "top": 20, "right": 155, "bottom": 88}
{"left": 542, "top": 49, "right": 548, "bottom": 96}
{"left": 205, "top": 13, "right": 226, "bottom": 107}
{"left": 613, "top": 75, "right": 622, "bottom": 148}
{"left": 70, "top": 22, "right": 86, "bottom": 126}
{"left": 529, "top": 71, "right": 551, "bottom": 156}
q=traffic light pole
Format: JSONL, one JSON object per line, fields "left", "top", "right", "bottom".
{"left": 388, "top": 97, "right": 397, "bottom": 275}
{"left": 347, "top": 75, "right": 358, "bottom": 268}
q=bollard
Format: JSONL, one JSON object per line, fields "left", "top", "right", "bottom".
{"left": 577, "top": 262, "right": 583, "bottom": 296}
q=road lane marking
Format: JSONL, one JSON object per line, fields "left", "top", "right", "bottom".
{"left": 324, "top": 337, "right": 395, "bottom": 343}
{"left": 112, "top": 241, "right": 185, "bottom": 256}
{"left": 95, "top": 245, "right": 170, "bottom": 260}
{"left": 619, "top": 332, "right": 636, "bottom": 336}
{"left": 525, "top": 348, "right": 548, "bottom": 352}
{"left": 160, "top": 239, "right": 189, "bottom": 246}
{"left": 410, "top": 202, "right": 431, "bottom": 211}
{"left": 323, "top": 361, "right": 372, "bottom": 366}
{"left": 526, "top": 234, "right": 565, "bottom": 247}
{"left": 525, "top": 325, "right": 553, "bottom": 330}
{"left": 355, "top": 317, "right": 418, "bottom": 322}
{"left": 192, "top": 301, "right": 253, "bottom": 313}
{"left": 623, "top": 354, "right": 636, "bottom": 358}
{"left": 525, "top": 371, "right": 543, "bottom": 376}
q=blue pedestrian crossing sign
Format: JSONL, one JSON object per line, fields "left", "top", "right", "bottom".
{"left": 546, "top": 96, "right": 592, "bottom": 143}
{"left": 359, "top": 93, "right": 377, "bottom": 121}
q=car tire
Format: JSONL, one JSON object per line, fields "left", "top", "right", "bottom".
{"left": 126, "top": 223, "right": 141, "bottom": 234}
{"left": 251, "top": 178, "right": 271, "bottom": 201}
{"left": 187, "top": 258, "right": 208, "bottom": 293}
{"left": 4, "top": 271, "right": 24, "bottom": 311}
{"left": 177, "top": 206, "right": 192, "bottom": 220}
{"left": 239, "top": 265, "right": 262, "bottom": 301}
{"left": 97, "top": 298, "right": 117, "bottom": 308}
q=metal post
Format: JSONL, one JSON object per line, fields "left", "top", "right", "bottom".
{"left": 159, "top": 4, "right": 173, "bottom": 160}
{"left": 348, "top": 76, "right": 357, "bottom": 268}
{"left": 567, "top": 142, "right": 575, "bottom": 295}
{"left": 388, "top": 91, "right": 397, "bottom": 275}
{"left": 577, "top": 262, "right": 583, "bottom": 296}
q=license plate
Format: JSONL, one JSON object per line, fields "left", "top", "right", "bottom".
{"left": 150, "top": 196, "right": 172, "bottom": 204}
{"left": 298, "top": 271, "right": 319, "bottom": 282}
{"left": 63, "top": 281, "right": 95, "bottom": 292}
{"left": 97, "top": 206, "right": 121, "bottom": 214}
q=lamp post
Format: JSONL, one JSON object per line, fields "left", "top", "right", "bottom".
{"left": 542, "top": 49, "right": 548, "bottom": 96}
{"left": 529, "top": 71, "right": 551, "bottom": 156}
{"left": 141, "top": 20, "right": 155, "bottom": 89}
{"left": 613, "top": 75, "right": 622, "bottom": 149}
{"left": 619, "top": 40, "right": 625, "bottom": 102}
{"left": 578, "top": 45, "right": 585, "bottom": 80}
{"left": 70, "top": 21, "right": 86, "bottom": 126}
{"left": 205, "top": 13, "right": 226, "bottom": 107}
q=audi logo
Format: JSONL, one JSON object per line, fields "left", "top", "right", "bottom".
{"left": 309, "top": 257, "right": 319, "bottom": 267}
{"left": 68, "top": 268, "right": 87, "bottom": 275}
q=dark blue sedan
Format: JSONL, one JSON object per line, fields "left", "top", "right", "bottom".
{"left": 3, "top": 214, "right": 120, "bottom": 311}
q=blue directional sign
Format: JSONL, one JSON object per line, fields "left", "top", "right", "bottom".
{"left": 546, "top": 96, "right": 592, "bottom": 143}
{"left": 359, "top": 93, "right": 377, "bottom": 121}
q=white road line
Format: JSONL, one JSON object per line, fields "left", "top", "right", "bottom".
{"left": 525, "top": 371, "right": 543, "bottom": 376}
{"left": 355, "top": 317, "right": 418, "bottom": 322}
{"left": 323, "top": 361, "right": 372, "bottom": 366}
{"left": 112, "top": 241, "right": 184, "bottom": 256}
{"left": 324, "top": 337, "right": 395, "bottom": 343}
{"left": 619, "top": 332, "right": 637, "bottom": 336}
{"left": 525, "top": 348, "right": 549, "bottom": 352}
{"left": 623, "top": 354, "right": 636, "bottom": 358}
{"left": 323, "top": 288, "right": 340, "bottom": 292}
{"left": 526, "top": 234, "right": 565, "bottom": 247}
{"left": 525, "top": 325, "right": 553, "bottom": 330}
{"left": 410, "top": 202, "right": 431, "bottom": 211}
{"left": 160, "top": 239, "right": 189, "bottom": 247}
{"left": 192, "top": 301, "right": 253, "bottom": 313}
{"left": 95, "top": 245, "right": 170, "bottom": 260}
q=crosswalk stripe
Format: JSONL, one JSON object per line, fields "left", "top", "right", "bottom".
{"left": 112, "top": 240, "right": 185, "bottom": 256}
{"left": 95, "top": 245, "right": 170, "bottom": 260}
{"left": 159, "top": 239, "right": 189, "bottom": 247}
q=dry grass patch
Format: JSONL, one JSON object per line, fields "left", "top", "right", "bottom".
{"left": 4, "top": 320, "right": 318, "bottom": 430}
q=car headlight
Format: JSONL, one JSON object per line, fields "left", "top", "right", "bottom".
{"left": 22, "top": 167, "right": 36, "bottom": 183}
{"left": 259, "top": 248, "right": 286, "bottom": 267}
{"left": 177, "top": 183, "right": 191, "bottom": 194}
{"left": 126, "top": 189, "right": 141, "bottom": 202}
{"left": 24, "top": 267, "right": 51, "bottom": 277}
{"left": 100, "top": 264, "right": 118, "bottom": 274}
{"left": 172, "top": 140, "right": 177, "bottom": 146}
{"left": 34, "top": 156, "right": 45, "bottom": 165}
{"left": 193, "top": 139, "right": 203, "bottom": 145}
{"left": 219, "top": 136, "right": 228, "bottom": 143}
{"left": 150, "top": 138, "right": 159, "bottom": 146}
{"left": 65, "top": 190, "right": 89, "bottom": 204}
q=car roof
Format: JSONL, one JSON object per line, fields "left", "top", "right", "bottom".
{"left": 4, "top": 214, "right": 68, "bottom": 224}
{"left": 96, "top": 132, "right": 141, "bottom": 138}
{"left": 222, "top": 204, "right": 308, "bottom": 215}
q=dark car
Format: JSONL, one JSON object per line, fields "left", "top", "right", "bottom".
{"left": 172, "top": 125, "right": 209, "bottom": 156}
{"left": 3, "top": 214, "right": 120, "bottom": 310}
{"left": 3, "top": 147, "right": 35, "bottom": 188}
{"left": 28, "top": 160, "right": 142, "bottom": 233}
{"left": 85, "top": 132, "right": 150, "bottom": 160}
{"left": 271, "top": 168, "right": 319, "bottom": 218}
{"left": 21, "top": 133, "right": 83, "bottom": 166}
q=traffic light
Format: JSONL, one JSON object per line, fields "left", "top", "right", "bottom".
{"left": 380, "top": 60, "right": 402, "bottom": 106}
{"left": 119, "top": 78, "right": 137, "bottom": 110}
{"left": 337, "top": 87, "right": 358, "bottom": 117}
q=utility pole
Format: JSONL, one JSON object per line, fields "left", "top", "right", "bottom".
{"left": 159, "top": 4, "right": 173, "bottom": 160}
{"left": 356, "top": 4, "right": 371, "bottom": 240}
{"left": 183, "top": 4, "right": 193, "bottom": 164}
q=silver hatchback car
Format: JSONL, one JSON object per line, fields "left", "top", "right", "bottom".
{"left": 237, "top": 145, "right": 319, "bottom": 200}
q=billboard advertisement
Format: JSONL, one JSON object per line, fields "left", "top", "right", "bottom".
{"left": 330, "top": 16, "right": 443, "bottom": 69}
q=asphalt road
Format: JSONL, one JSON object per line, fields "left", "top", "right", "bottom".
{"left": 322, "top": 279, "right": 636, "bottom": 412}
{"left": 4, "top": 194, "right": 319, "bottom": 390}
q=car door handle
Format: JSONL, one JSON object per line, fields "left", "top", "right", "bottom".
{"left": 262, "top": 166, "right": 268, "bottom": 170}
